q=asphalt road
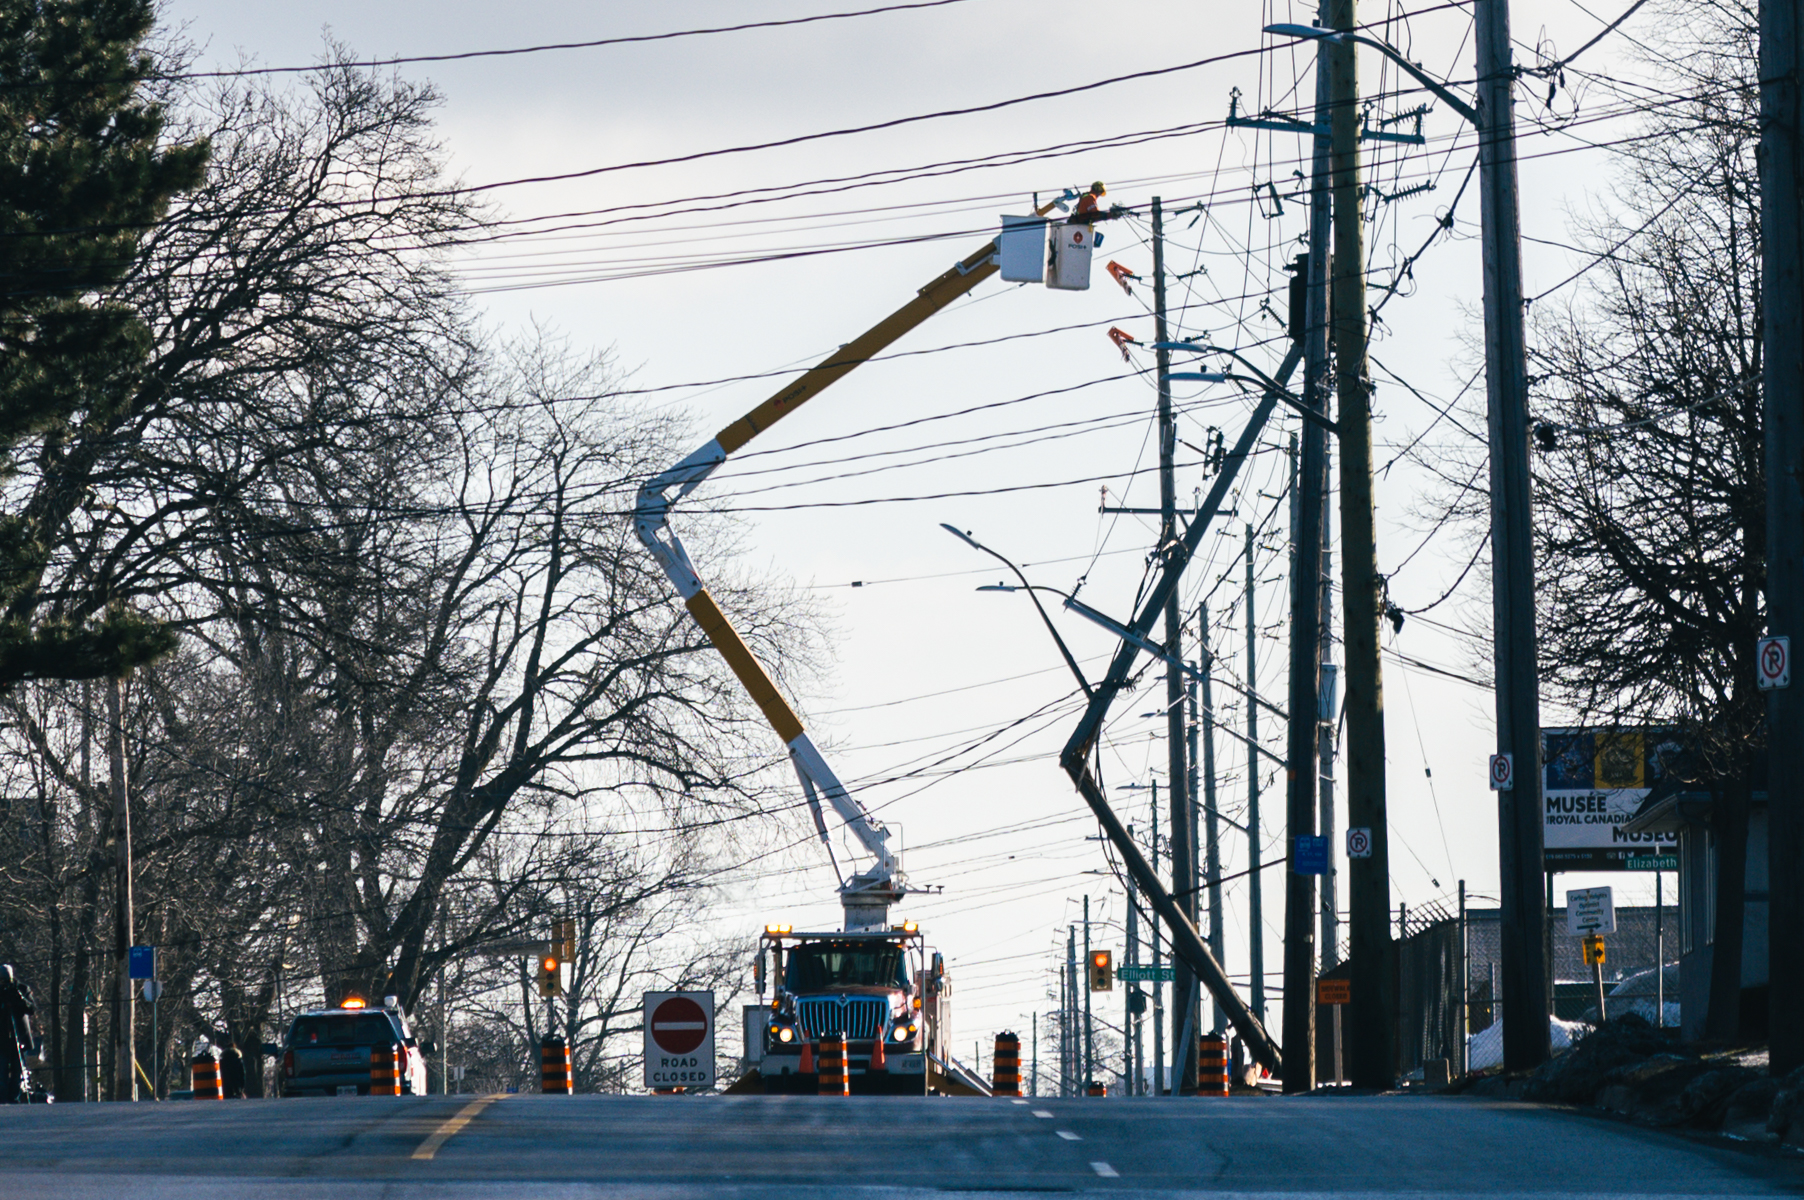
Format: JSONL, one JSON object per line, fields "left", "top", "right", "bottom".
{"left": 0, "top": 1092, "right": 1798, "bottom": 1198}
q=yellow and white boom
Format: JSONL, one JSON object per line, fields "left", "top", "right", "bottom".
{"left": 634, "top": 206, "right": 1059, "bottom": 931}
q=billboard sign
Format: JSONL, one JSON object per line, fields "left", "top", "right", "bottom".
{"left": 1543, "top": 728, "right": 1680, "bottom": 871}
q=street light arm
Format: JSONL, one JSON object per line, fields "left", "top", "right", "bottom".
{"left": 1201, "top": 345, "right": 1342, "bottom": 436}
{"left": 1264, "top": 24, "right": 1480, "bottom": 125}
{"left": 941, "top": 525, "right": 1093, "bottom": 698}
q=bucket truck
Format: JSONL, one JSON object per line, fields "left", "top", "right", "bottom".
{"left": 634, "top": 192, "right": 1105, "bottom": 1093}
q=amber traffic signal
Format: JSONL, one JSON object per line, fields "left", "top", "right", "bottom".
{"left": 538, "top": 954, "right": 563, "bottom": 997}
{"left": 1088, "top": 950, "right": 1113, "bottom": 992}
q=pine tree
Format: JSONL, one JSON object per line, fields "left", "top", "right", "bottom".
{"left": 0, "top": 0, "right": 207, "bottom": 685}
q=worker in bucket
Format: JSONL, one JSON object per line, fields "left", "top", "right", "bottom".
{"left": 1069, "top": 181, "right": 1108, "bottom": 223}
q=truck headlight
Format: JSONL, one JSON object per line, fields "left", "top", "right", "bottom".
{"left": 777, "top": 1026, "right": 794, "bottom": 1043}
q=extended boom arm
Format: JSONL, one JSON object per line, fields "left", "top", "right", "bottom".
{"left": 634, "top": 207, "right": 1056, "bottom": 929}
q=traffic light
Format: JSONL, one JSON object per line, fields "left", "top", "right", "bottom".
{"left": 1088, "top": 950, "right": 1113, "bottom": 992}
{"left": 537, "top": 953, "right": 563, "bottom": 997}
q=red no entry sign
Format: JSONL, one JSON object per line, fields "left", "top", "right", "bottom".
{"left": 649, "top": 995, "right": 709, "bottom": 1055}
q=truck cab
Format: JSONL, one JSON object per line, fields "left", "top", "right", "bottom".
{"left": 752, "top": 924, "right": 947, "bottom": 1095}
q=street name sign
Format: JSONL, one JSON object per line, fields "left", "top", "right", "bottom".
{"left": 1566, "top": 886, "right": 1616, "bottom": 935}
{"left": 644, "top": 991, "right": 715, "bottom": 1090}
{"left": 1117, "top": 965, "right": 1174, "bottom": 983}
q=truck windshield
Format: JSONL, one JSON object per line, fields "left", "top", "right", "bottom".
{"left": 785, "top": 943, "right": 906, "bottom": 991}
{"left": 289, "top": 1013, "right": 399, "bottom": 1048}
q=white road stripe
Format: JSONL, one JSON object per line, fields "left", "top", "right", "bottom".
{"left": 1090, "top": 1161, "right": 1118, "bottom": 1178}
{"left": 1031, "top": 1109, "right": 1053, "bottom": 1118}
{"left": 411, "top": 1095, "right": 503, "bottom": 1161}
{"left": 1056, "top": 1130, "right": 1081, "bottom": 1141}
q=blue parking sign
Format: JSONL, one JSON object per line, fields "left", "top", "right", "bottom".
{"left": 1293, "top": 835, "right": 1329, "bottom": 875}
{"left": 128, "top": 945, "right": 154, "bottom": 979}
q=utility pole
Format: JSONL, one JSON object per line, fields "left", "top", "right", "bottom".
{"left": 1150, "top": 784, "right": 1165, "bottom": 1091}
{"left": 1032, "top": 1011, "right": 1039, "bottom": 1097}
{"left": 1244, "top": 524, "right": 1266, "bottom": 1025}
{"left": 1151, "top": 195, "right": 1198, "bottom": 1097}
{"left": 1283, "top": 23, "right": 1336, "bottom": 1090}
{"left": 1475, "top": 0, "right": 1550, "bottom": 1072}
{"left": 1082, "top": 896, "right": 1095, "bottom": 1090}
{"left": 108, "top": 675, "right": 134, "bottom": 1102}
{"left": 1199, "top": 606, "right": 1226, "bottom": 1035}
{"left": 1065, "top": 926, "right": 1077, "bottom": 1097}
{"left": 1761, "top": 0, "right": 1804, "bottom": 1079}
{"left": 1328, "top": 0, "right": 1396, "bottom": 1089}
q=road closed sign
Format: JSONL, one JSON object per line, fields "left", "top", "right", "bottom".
{"left": 644, "top": 991, "right": 715, "bottom": 1090}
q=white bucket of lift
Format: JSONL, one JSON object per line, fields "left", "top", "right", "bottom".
{"left": 997, "top": 215, "right": 1045, "bottom": 283}
{"left": 1047, "top": 222, "right": 1094, "bottom": 291}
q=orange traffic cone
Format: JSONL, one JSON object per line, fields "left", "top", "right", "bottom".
{"left": 799, "top": 1040, "right": 815, "bottom": 1074}
{"left": 869, "top": 1033, "right": 887, "bottom": 1072}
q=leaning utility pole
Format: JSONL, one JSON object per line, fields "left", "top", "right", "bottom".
{"left": 1328, "top": 0, "right": 1395, "bottom": 1088}
{"left": 1152, "top": 196, "right": 1199, "bottom": 1096}
{"left": 1282, "top": 23, "right": 1335, "bottom": 1092}
{"left": 1199, "top": 607, "right": 1227, "bottom": 1036}
{"left": 108, "top": 676, "right": 134, "bottom": 1102}
{"left": 1475, "top": 0, "right": 1550, "bottom": 1071}
{"left": 1761, "top": 0, "right": 1804, "bottom": 1079}
{"left": 1244, "top": 523, "right": 1266, "bottom": 1025}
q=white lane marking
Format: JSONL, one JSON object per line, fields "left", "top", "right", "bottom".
{"left": 1056, "top": 1130, "right": 1081, "bottom": 1141}
{"left": 1031, "top": 1109, "right": 1053, "bottom": 1118}
{"left": 1090, "top": 1162, "right": 1118, "bottom": 1178}
{"left": 411, "top": 1095, "right": 503, "bottom": 1161}
{"left": 1010, "top": 1098, "right": 1029, "bottom": 1105}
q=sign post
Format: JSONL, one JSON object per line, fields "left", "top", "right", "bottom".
{"left": 644, "top": 992, "right": 715, "bottom": 1092}
{"left": 1568, "top": 887, "right": 1615, "bottom": 1025}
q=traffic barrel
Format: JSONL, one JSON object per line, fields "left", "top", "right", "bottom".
{"left": 1086, "top": 1080, "right": 1107, "bottom": 1097}
{"left": 541, "top": 1035, "right": 572, "bottom": 1094}
{"left": 1197, "top": 1034, "right": 1228, "bottom": 1096}
{"left": 191, "top": 1049, "right": 222, "bottom": 1100}
{"left": 369, "top": 1043, "right": 403, "bottom": 1096}
{"left": 817, "top": 1033, "right": 849, "bottom": 1096}
{"left": 991, "top": 1031, "right": 1021, "bottom": 1096}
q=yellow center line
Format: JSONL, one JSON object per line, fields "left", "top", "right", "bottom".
{"left": 411, "top": 1094, "right": 505, "bottom": 1161}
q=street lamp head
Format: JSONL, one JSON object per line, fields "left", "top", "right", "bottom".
{"left": 939, "top": 522, "right": 982, "bottom": 551}
{"left": 976, "top": 584, "right": 1019, "bottom": 593}
{"left": 1264, "top": 22, "right": 1341, "bottom": 40}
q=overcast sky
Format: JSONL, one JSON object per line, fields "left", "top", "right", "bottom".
{"left": 157, "top": 0, "right": 1664, "bottom": 1079}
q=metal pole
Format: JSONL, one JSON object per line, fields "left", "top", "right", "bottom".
{"left": 1475, "top": 0, "right": 1550, "bottom": 1073}
{"left": 1459, "top": 880, "right": 1469, "bottom": 1077}
{"left": 1126, "top": 825, "right": 1141, "bottom": 1094}
{"left": 1083, "top": 896, "right": 1094, "bottom": 1091}
{"left": 108, "top": 675, "right": 134, "bottom": 1102}
{"left": 1032, "top": 1011, "right": 1039, "bottom": 1097}
{"left": 1065, "top": 927, "right": 1077, "bottom": 1097}
{"left": 1151, "top": 783, "right": 1165, "bottom": 1092}
{"left": 1200, "top": 608, "right": 1226, "bottom": 1036}
{"left": 1152, "top": 196, "right": 1197, "bottom": 1098}
{"left": 1329, "top": 0, "right": 1396, "bottom": 1090}
{"left": 1245, "top": 523, "right": 1266, "bottom": 1028}
{"left": 1655, "top": 872, "right": 1665, "bottom": 1028}
{"left": 1761, "top": 0, "right": 1804, "bottom": 1079}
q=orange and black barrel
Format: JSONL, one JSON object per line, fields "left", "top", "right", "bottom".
{"left": 191, "top": 1049, "right": 222, "bottom": 1100}
{"left": 541, "top": 1035, "right": 573, "bottom": 1094}
{"left": 817, "top": 1032, "right": 850, "bottom": 1096}
{"left": 992, "top": 1032, "right": 1022, "bottom": 1096}
{"left": 1197, "top": 1035, "right": 1229, "bottom": 1096}
{"left": 1085, "top": 1080, "right": 1107, "bottom": 1097}
{"left": 369, "top": 1044, "right": 403, "bottom": 1096}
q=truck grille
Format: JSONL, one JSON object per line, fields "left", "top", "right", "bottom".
{"left": 797, "top": 996, "right": 887, "bottom": 1040}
